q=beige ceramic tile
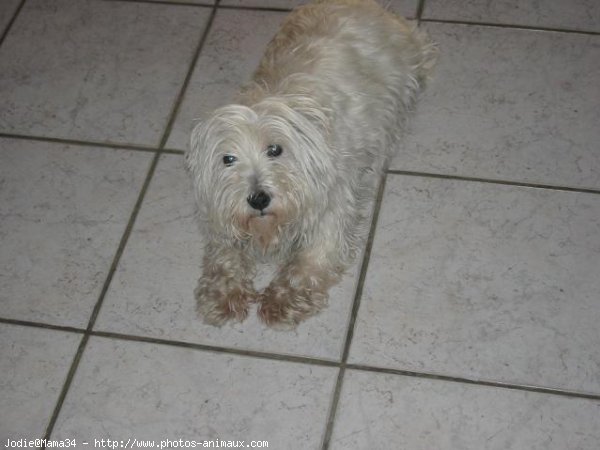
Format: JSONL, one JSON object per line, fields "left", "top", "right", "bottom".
{"left": 52, "top": 336, "right": 337, "bottom": 448}
{"left": 0, "top": 138, "right": 151, "bottom": 327}
{"left": 0, "top": 323, "right": 81, "bottom": 441}
{"left": 0, "top": 0, "right": 211, "bottom": 146}
{"left": 424, "top": 0, "right": 600, "bottom": 32}
{"left": 350, "top": 175, "right": 600, "bottom": 393}
{"left": 393, "top": 23, "right": 600, "bottom": 190}
{"left": 330, "top": 370, "right": 600, "bottom": 450}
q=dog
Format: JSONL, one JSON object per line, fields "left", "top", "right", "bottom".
{"left": 186, "top": 0, "right": 437, "bottom": 329}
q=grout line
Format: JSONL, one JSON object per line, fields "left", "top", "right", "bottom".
{"left": 416, "top": 0, "right": 426, "bottom": 23}
{"left": 42, "top": 334, "right": 89, "bottom": 440}
{"left": 162, "top": 147, "right": 185, "bottom": 155}
{"left": 321, "top": 367, "right": 347, "bottom": 447}
{"left": 345, "top": 364, "right": 600, "bottom": 401}
{"left": 0, "top": 132, "right": 158, "bottom": 153}
{"left": 0, "top": 0, "right": 26, "bottom": 49}
{"left": 4, "top": 315, "right": 600, "bottom": 402}
{"left": 320, "top": 173, "right": 389, "bottom": 450}
{"left": 387, "top": 169, "right": 600, "bottom": 195}
{"left": 104, "top": 0, "right": 292, "bottom": 12}
{"left": 103, "top": 0, "right": 214, "bottom": 8}
{"left": 84, "top": 154, "right": 162, "bottom": 332}
{"left": 3, "top": 130, "right": 598, "bottom": 195}
{"left": 177, "top": 1, "right": 415, "bottom": 18}
{"left": 40, "top": 3, "right": 222, "bottom": 442}
{"left": 218, "top": 4, "right": 293, "bottom": 13}
{"left": 0, "top": 317, "right": 85, "bottom": 335}
{"left": 340, "top": 175, "right": 388, "bottom": 363}
{"left": 156, "top": 0, "right": 220, "bottom": 149}
{"left": 4, "top": 128, "right": 598, "bottom": 196}
{"left": 89, "top": 0, "right": 222, "bottom": 330}
{"left": 421, "top": 17, "right": 600, "bottom": 36}
{"left": 41, "top": 151, "right": 162, "bottom": 444}
{"left": 90, "top": 330, "right": 340, "bottom": 367}
{"left": 0, "top": 131, "right": 185, "bottom": 155}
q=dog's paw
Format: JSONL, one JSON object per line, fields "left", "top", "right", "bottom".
{"left": 195, "top": 281, "right": 256, "bottom": 327}
{"left": 257, "top": 297, "right": 299, "bottom": 331}
{"left": 257, "top": 282, "right": 328, "bottom": 331}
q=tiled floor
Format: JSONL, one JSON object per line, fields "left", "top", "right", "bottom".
{"left": 1, "top": 0, "right": 599, "bottom": 449}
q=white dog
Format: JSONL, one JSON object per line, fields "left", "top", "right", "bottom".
{"left": 186, "top": 0, "right": 437, "bottom": 329}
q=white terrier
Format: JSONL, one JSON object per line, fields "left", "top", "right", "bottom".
{"left": 187, "top": 0, "right": 437, "bottom": 329}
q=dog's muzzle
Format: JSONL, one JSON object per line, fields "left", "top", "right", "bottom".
{"left": 247, "top": 191, "right": 271, "bottom": 211}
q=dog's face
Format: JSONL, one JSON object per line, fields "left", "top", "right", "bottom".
{"left": 187, "top": 97, "right": 334, "bottom": 252}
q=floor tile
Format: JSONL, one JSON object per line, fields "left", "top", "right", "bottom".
{"left": 0, "top": 0, "right": 211, "bottom": 146}
{"left": 0, "top": 138, "right": 151, "bottom": 328}
{"left": 393, "top": 23, "right": 600, "bottom": 190}
{"left": 423, "top": 0, "right": 600, "bottom": 32}
{"left": 52, "top": 336, "right": 337, "bottom": 448}
{"left": 330, "top": 370, "right": 600, "bottom": 450}
{"left": 96, "top": 154, "right": 361, "bottom": 360}
{"left": 0, "top": 323, "right": 81, "bottom": 441}
{"left": 0, "top": 0, "right": 20, "bottom": 35}
{"left": 166, "top": 8, "right": 287, "bottom": 150}
{"left": 349, "top": 175, "right": 600, "bottom": 393}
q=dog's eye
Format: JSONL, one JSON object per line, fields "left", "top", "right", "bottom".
{"left": 222, "top": 155, "right": 237, "bottom": 166}
{"left": 266, "top": 144, "right": 283, "bottom": 158}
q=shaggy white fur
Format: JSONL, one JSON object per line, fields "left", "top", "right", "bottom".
{"left": 186, "top": 0, "right": 437, "bottom": 329}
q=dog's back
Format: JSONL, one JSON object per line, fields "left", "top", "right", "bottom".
{"left": 244, "top": 0, "right": 437, "bottom": 101}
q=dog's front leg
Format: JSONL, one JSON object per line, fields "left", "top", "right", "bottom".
{"left": 195, "top": 243, "right": 256, "bottom": 326}
{"left": 258, "top": 247, "right": 344, "bottom": 330}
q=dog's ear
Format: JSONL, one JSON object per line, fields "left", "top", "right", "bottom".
{"left": 187, "top": 119, "right": 207, "bottom": 210}
{"left": 260, "top": 94, "right": 332, "bottom": 149}
{"left": 186, "top": 107, "right": 239, "bottom": 183}
{"left": 186, "top": 119, "right": 203, "bottom": 176}
{"left": 187, "top": 117, "right": 212, "bottom": 196}
{"left": 187, "top": 114, "right": 222, "bottom": 204}
{"left": 255, "top": 95, "right": 337, "bottom": 195}
{"left": 187, "top": 105, "right": 260, "bottom": 205}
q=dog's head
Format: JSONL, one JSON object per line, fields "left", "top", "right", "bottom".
{"left": 187, "top": 96, "right": 334, "bottom": 252}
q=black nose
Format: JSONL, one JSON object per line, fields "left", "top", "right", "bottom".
{"left": 247, "top": 191, "right": 271, "bottom": 211}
